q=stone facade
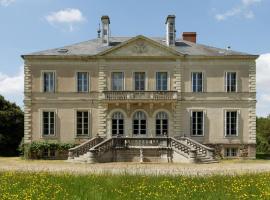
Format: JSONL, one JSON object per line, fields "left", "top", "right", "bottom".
{"left": 22, "top": 31, "right": 258, "bottom": 160}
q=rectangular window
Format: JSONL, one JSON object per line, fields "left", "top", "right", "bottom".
{"left": 112, "top": 72, "right": 124, "bottom": 91}
{"left": 225, "top": 148, "right": 238, "bottom": 157}
{"left": 225, "top": 111, "right": 238, "bottom": 136}
{"left": 43, "top": 72, "right": 55, "bottom": 92}
{"left": 76, "top": 111, "right": 89, "bottom": 136}
{"left": 156, "top": 72, "right": 168, "bottom": 91}
{"left": 192, "top": 72, "right": 203, "bottom": 92}
{"left": 134, "top": 72, "right": 145, "bottom": 91}
{"left": 43, "top": 111, "right": 55, "bottom": 136}
{"left": 191, "top": 111, "right": 204, "bottom": 136}
{"left": 225, "top": 72, "right": 237, "bottom": 92}
{"left": 77, "top": 72, "right": 89, "bottom": 92}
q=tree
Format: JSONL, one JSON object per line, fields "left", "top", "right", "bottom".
{"left": 256, "top": 116, "right": 270, "bottom": 154}
{"left": 0, "top": 95, "right": 24, "bottom": 156}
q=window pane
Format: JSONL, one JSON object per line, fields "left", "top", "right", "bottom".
{"left": 77, "top": 72, "right": 88, "bottom": 92}
{"left": 135, "top": 72, "right": 145, "bottom": 91}
{"left": 156, "top": 72, "right": 168, "bottom": 91}
{"left": 112, "top": 72, "right": 123, "bottom": 91}
{"left": 44, "top": 72, "right": 54, "bottom": 92}
{"left": 192, "top": 72, "right": 203, "bottom": 92}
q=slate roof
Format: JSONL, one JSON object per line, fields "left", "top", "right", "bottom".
{"left": 23, "top": 36, "right": 252, "bottom": 57}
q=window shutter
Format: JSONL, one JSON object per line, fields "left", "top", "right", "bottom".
{"left": 202, "top": 72, "right": 204, "bottom": 92}
{"left": 203, "top": 111, "right": 205, "bottom": 136}
{"left": 224, "top": 72, "right": 227, "bottom": 92}
{"left": 224, "top": 110, "right": 227, "bottom": 136}
{"left": 237, "top": 110, "right": 240, "bottom": 136}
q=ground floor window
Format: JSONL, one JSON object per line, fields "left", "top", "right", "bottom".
{"left": 225, "top": 111, "right": 238, "bottom": 136}
{"left": 156, "top": 112, "right": 168, "bottom": 136}
{"left": 191, "top": 111, "right": 204, "bottom": 136}
{"left": 112, "top": 112, "right": 124, "bottom": 136}
{"left": 225, "top": 148, "right": 238, "bottom": 157}
{"left": 133, "top": 111, "right": 147, "bottom": 135}
{"left": 76, "top": 111, "right": 89, "bottom": 136}
{"left": 43, "top": 111, "right": 55, "bottom": 136}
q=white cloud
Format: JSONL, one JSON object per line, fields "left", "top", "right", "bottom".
{"left": 0, "top": 66, "right": 24, "bottom": 107}
{"left": 45, "top": 8, "right": 85, "bottom": 32}
{"left": 215, "top": 0, "right": 261, "bottom": 21}
{"left": 256, "top": 53, "right": 270, "bottom": 117}
{"left": 0, "top": 0, "right": 15, "bottom": 6}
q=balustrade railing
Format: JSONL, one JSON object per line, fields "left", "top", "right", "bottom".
{"left": 104, "top": 91, "right": 177, "bottom": 101}
{"left": 68, "top": 136, "right": 104, "bottom": 159}
{"left": 175, "top": 136, "right": 214, "bottom": 157}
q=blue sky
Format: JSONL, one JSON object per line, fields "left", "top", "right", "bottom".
{"left": 0, "top": 0, "right": 269, "bottom": 116}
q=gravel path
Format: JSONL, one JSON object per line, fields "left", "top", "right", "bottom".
{"left": 1, "top": 157, "right": 270, "bottom": 176}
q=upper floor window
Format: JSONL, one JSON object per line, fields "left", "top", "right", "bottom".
{"left": 156, "top": 72, "right": 168, "bottom": 91}
{"left": 112, "top": 72, "right": 124, "bottom": 91}
{"left": 43, "top": 72, "right": 55, "bottom": 92}
{"left": 77, "top": 72, "right": 89, "bottom": 92}
{"left": 134, "top": 72, "right": 145, "bottom": 91}
{"left": 76, "top": 111, "right": 89, "bottom": 136}
{"left": 225, "top": 72, "right": 237, "bottom": 92}
{"left": 192, "top": 72, "right": 203, "bottom": 92}
{"left": 43, "top": 111, "right": 55, "bottom": 136}
{"left": 225, "top": 111, "right": 238, "bottom": 136}
{"left": 191, "top": 111, "right": 204, "bottom": 136}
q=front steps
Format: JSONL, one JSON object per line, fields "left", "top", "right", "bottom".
{"left": 68, "top": 137, "right": 218, "bottom": 164}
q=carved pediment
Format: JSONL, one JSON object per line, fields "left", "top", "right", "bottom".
{"left": 100, "top": 36, "right": 180, "bottom": 57}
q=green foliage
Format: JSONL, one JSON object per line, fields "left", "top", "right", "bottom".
{"left": 1, "top": 172, "right": 270, "bottom": 199}
{"left": 0, "top": 95, "right": 24, "bottom": 156}
{"left": 256, "top": 116, "right": 270, "bottom": 154}
{"left": 21, "top": 141, "right": 75, "bottom": 159}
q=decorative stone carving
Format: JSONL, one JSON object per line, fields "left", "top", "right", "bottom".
{"left": 132, "top": 41, "right": 148, "bottom": 54}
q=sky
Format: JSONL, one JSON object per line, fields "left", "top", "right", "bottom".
{"left": 0, "top": 0, "right": 269, "bottom": 116}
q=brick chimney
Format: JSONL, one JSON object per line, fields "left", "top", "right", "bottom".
{"left": 182, "top": 32, "right": 197, "bottom": 43}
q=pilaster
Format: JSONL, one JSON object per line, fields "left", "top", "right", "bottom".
{"left": 248, "top": 62, "right": 256, "bottom": 144}
{"left": 24, "top": 63, "right": 32, "bottom": 144}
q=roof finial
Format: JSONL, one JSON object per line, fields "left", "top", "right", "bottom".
{"left": 97, "top": 23, "right": 101, "bottom": 38}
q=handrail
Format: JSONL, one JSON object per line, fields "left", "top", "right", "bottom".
{"left": 90, "top": 138, "right": 114, "bottom": 154}
{"left": 68, "top": 136, "right": 104, "bottom": 159}
{"left": 104, "top": 91, "right": 177, "bottom": 100}
{"left": 175, "top": 136, "right": 214, "bottom": 157}
{"left": 170, "top": 137, "right": 196, "bottom": 158}
{"left": 113, "top": 137, "right": 170, "bottom": 147}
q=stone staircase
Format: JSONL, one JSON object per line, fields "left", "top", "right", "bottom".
{"left": 67, "top": 136, "right": 218, "bottom": 164}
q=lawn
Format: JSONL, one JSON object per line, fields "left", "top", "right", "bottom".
{"left": 1, "top": 171, "right": 270, "bottom": 200}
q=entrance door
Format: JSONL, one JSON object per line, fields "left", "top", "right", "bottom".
{"left": 133, "top": 111, "right": 147, "bottom": 135}
{"left": 112, "top": 112, "right": 124, "bottom": 136}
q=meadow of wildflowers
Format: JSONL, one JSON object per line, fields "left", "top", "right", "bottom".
{"left": 0, "top": 171, "right": 270, "bottom": 200}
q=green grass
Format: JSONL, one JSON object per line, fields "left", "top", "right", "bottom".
{"left": 1, "top": 172, "right": 270, "bottom": 200}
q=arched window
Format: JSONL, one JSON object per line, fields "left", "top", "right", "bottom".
{"left": 133, "top": 111, "right": 147, "bottom": 135}
{"left": 156, "top": 112, "right": 168, "bottom": 136}
{"left": 112, "top": 112, "right": 124, "bottom": 136}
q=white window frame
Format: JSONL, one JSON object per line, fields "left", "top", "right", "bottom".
{"left": 111, "top": 112, "right": 125, "bottom": 136}
{"left": 76, "top": 71, "right": 90, "bottom": 93}
{"left": 111, "top": 71, "right": 125, "bottom": 91}
{"left": 190, "top": 110, "right": 205, "bottom": 137}
{"left": 132, "top": 111, "right": 147, "bottom": 135}
{"left": 40, "top": 109, "right": 57, "bottom": 137}
{"left": 155, "top": 111, "right": 169, "bottom": 136}
{"left": 224, "top": 110, "right": 239, "bottom": 137}
{"left": 74, "top": 109, "right": 91, "bottom": 137}
{"left": 133, "top": 72, "right": 147, "bottom": 91}
{"left": 225, "top": 72, "right": 237, "bottom": 92}
{"left": 191, "top": 72, "right": 204, "bottom": 92}
{"left": 41, "top": 71, "right": 56, "bottom": 93}
{"left": 155, "top": 71, "right": 170, "bottom": 91}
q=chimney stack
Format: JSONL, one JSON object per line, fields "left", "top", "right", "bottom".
{"left": 101, "top": 15, "right": 110, "bottom": 45}
{"left": 182, "top": 32, "right": 197, "bottom": 43}
{"left": 165, "top": 15, "right": 176, "bottom": 46}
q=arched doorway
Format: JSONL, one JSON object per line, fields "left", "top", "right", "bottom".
{"left": 133, "top": 111, "right": 147, "bottom": 135}
{"left": 111, "top": 112, "right": 124, "bottom": 136}
{"left": 156, "top": 112, "right": 168, "bottom": 136}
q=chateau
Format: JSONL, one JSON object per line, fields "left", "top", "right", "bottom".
{"left": 22, "top": 15, "right": 257, "bottom": 163}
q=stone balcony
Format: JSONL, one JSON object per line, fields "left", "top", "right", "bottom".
{"left": 103, "top": 91, "right": 178, "bottom": 102}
